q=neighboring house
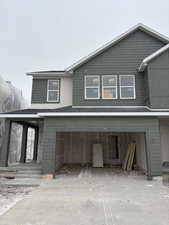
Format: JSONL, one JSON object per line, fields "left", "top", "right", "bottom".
{"left": 0, "top": 75, "right": 26, "bottom": 163}
{"left": 0, "top": 23, "right": 169, "bottom": 180}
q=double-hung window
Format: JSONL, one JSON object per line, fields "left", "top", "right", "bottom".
{"left": 102, "top": 75, "right": 117, "bottom": 99}
{"left": 119, "top": 75, "right": 135, "bottom": 99}
{"left": 85, "top": 76, "right": 100, "bottom": 99}
{"left": 47, "top": 80, "right": 60, "bottom": 102}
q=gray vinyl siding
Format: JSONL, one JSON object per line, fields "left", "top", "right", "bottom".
{"left": 31, "top": 79, "right": 48, "bottom": 104}
{"left": 144, "top": 69, "right": 150, "bottom": 106}
{"left": 148, "top": 50, "right": 169, "bottom": 108}
{"left": 41, "top": 116, "right": 161, "bottom": 177}
{"left": 73, "top": 30, "right": 164, "bottom": 106}
{"left": 31, "top": 79, "right": 61, "bottom": 104}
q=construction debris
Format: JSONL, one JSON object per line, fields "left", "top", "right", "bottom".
{"left": 0, "top": 178, "right": 34, "bottom": 216}
{"left": 123, "top": 143, "right": 136, "bottom": 171}
{"left": 42, "top": 174, "right": 54, "bottom": 179}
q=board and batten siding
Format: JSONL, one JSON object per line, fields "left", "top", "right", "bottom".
{"left": 41, "top": 116, "right": 161, "bottom": 178}
{"left": 73, "top": 30, "right": 164, "bottom": 106}
{"left": 148, "top": 50, "right": 169, "bottom": 109}
{"left": 31, "top": 77, "right": 72, "bottom": 108}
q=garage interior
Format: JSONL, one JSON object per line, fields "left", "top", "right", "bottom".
{"left": 55, "top": 132, "right": 147, "bottom": 174}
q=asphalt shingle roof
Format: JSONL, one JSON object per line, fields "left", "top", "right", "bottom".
{"left": 3, "top": 106, "right": 151, "bottom": 115}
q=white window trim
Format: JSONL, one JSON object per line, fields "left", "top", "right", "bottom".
{"left": 84, "top": 76, "right": 100, "bottom": 100}
{"left": 119, "top": 75, "right": 136, "bottom": 99}
{"left": 102, "top": 75, "right": 118, "bottom": 99}
{"left": 47, "top": 80, "right": 60, "bottom": 102}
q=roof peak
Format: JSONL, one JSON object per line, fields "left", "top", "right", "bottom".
{"left": 66, "top": 23, "right": 169, "bottom": 72}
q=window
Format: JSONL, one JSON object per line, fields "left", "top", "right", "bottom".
{"left": 119, "top": 75, "right": 135, "bottom": 99}
{"left": 47, "top": 80, "right": 60, "bottom": 102}
{"left": 102, "top": 75, "right": 117, "bottom": 99}
{"left": 85, "top": 76, "right": 100, "bottom": 99}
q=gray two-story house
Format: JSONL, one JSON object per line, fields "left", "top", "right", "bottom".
{"left": 0, "top": 23, "right": 169, "bottom": 180}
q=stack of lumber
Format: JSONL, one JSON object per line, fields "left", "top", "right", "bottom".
{"left": 122, "top": 143, "right": 136, "bottom": 171}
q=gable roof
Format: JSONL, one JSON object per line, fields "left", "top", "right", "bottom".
{"left": 138, "top": 43, "right": 169, "bottom": 71}
{"left": 65, "top": 23, "right": 169, "bottom": 72}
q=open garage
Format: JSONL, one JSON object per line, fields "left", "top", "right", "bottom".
{"left": 55, "top": 132, "right": 147, "bottom": 173}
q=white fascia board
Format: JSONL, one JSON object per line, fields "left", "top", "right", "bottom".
{"left": 38, "top": 112, "right": 169, "bottom": 117}
{"left": 72, "top": 106, "right": 169, "bottom": 111}
{"left": 146, "top": 106, "right": 169, "bottom": 112}
{"left": 72, "top": 105, "right": 147, "bottom": 109}
{"left": 66, "top": 23, "right": 169, "bottom": 72}
{"left": 138, "top": 43, "right": 169, "bottom": 72}
{"left": 0, "top": 114, "right": 39, "bottom": 118}
{"left": 26, "top": 71, "right": 72, "bottom": 77}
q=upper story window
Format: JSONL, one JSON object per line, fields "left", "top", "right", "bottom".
{"left": 47, "top": 80, "right": 60, "bottom": 102}
{"left": 102, "top": 75, "right": 117, "bottom": 99}
{"left": 119, "top": 75, "right": 135, "bottom": 99}
{"left": 85, "top": 76, "right": 100, "bottom": 99}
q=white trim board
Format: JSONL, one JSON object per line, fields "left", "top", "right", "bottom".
{"left": 72, "top": 106, "right": 169, "bottom": 111}
{"left": 26, "top": 71, "right": 67, "bottom": 76}
{"left": 38, "top": 112, "right": 169, "bottom": 117}
{"left": 84, "top": 75, "right": 100, "bottom": 100}
{"left": 1, "top": 111, "right": 169, "bottom": 118}
{"left": 0, "top": 114, "right": 39, "bottom": 118}
{"left": 72, "top": 106, "right": 146, "bottom": 108}
{"left": 47, "top": 80, "right": 60, "bottom": 102}
{"left": 119, "top": 75, "right": 136, "bottom": 99}
{"left": 102, "top": 75, "right": 118, "bottom": 99}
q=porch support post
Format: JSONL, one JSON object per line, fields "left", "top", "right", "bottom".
{"left": 145, "top": 131, "right": 152, "bottom": 180}
{"left": 42, "top": 119, "right": 56, "bottom": 176}
{"left": 0, "top": 119, "right": 12, "bottom": 167}
{"left": 33, "top": 127, "right": 39, "bottom": 161}
{"left": 20, "top": 125, "right": 28, "bottom": 163}
{"left": 145, "top": 126, "right": 161, "bottom": 180}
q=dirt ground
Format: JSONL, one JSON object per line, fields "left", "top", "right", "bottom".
{"left": 0, "top": 167, "right": 169, "bottom": 225}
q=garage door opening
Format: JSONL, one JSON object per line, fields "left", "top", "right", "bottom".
{"left": 55, "top": 132, "right": 147, "bottom": 175}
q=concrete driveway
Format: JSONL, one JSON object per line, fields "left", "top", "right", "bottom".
{"left": 0, "top": 167, "right": 169, "bottom": 225}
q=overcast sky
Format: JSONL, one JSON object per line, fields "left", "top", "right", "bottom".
{"left": 0, "top": 0, "right": 169, "bottom": 104}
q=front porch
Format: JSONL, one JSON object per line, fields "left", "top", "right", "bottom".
{"left": 0, "top": 118, "right": 42, "bottom": 168}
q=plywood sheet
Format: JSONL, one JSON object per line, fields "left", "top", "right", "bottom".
{"left": 92, "top": 144, "right": 103, "bottom": 167}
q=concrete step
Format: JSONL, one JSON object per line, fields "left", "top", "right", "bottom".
{"left": 2, "top": 178, "right": 42, "bottom": 187}
{"left": 0, "top": 172, "right": 16, "bottom": 178}
{"left": 0, "top": 167, "right": 17, "bottom": 172}
{"left": 0, "top": 163, "right": 43, "bottom": 179}
{"left": 15, "top": 174, "right": 42, "bottom": 179}
{"left": 17, "top": 170, "right": 42, "bottom": 175}
{"left": 8, "top": 166, "right": 42, "bottom": 171}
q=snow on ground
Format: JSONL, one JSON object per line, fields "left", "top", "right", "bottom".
{"left": 0, "top": 178, "right": 34, "bottom": 216}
